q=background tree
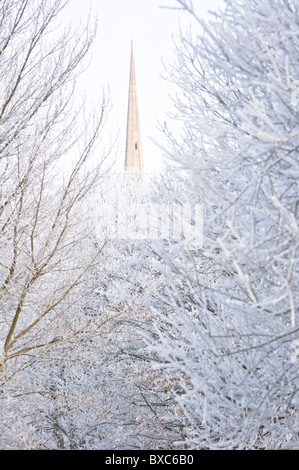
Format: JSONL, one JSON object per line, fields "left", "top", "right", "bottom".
{"left": 147, "top": 0, "right": 299, "bottom": 449}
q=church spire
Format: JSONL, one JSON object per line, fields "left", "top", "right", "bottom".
{"left": 125, "top": 42, "right": 144, "bottom": 175}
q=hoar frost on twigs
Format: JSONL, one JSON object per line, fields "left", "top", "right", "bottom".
{"left": 0, "top": 0, "right": 113, "bottom": 449}
{"left": 149, "top": 0, "right": 299, "bottom": 449}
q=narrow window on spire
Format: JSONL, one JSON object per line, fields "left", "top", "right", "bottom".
{"left": 135, "top": 143, "right": 138, "bottom": 150}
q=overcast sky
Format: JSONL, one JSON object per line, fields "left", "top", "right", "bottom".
{"left": 68, "top": 0, "right": 224, "bottom": 172}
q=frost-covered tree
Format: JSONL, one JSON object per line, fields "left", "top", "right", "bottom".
{"left": 0, "top": 0, "right": 114, "bottom": 449}
{"left": 147, "top": 0, "right": 299, "bottom": 449}
{"left": 74, "top": 173, "right": 189, "bottom": 450}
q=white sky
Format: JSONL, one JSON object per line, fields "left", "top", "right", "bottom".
{"left": 67, "top": 0, "right": 224, "bottom": 172}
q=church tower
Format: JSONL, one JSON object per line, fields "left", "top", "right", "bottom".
{"left": 125, "top": 42, "right": 144, "bottom": 176}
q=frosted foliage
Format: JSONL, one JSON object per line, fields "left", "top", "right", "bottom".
{"left": 0, "top": 0, "right": 179, "bottom": 450}
{"left": 148, "top": 0, "right": 299, "bottom": 449}
{"left": 1, "top": 0, "right": 299, "bottom": 451}
{"left": 0, "top": 0, "right": 126, "bottom": 450}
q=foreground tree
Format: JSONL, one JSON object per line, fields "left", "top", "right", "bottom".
{"left": 0, "top": 0, "right": 114, "bottom": 448}
{"left": 148, "top": 0, "right": 299, "bottom": 449}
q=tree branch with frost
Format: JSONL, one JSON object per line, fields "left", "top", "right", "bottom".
{"left": 150, "top": 0, "right": 299, "bottom": 450}
{"left": 0, "top": 0, "right": 111, "bottom": 380}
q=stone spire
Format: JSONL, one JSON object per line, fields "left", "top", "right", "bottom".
{"left": 124, "top": 42, "right": 144, "bottom": 175}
